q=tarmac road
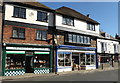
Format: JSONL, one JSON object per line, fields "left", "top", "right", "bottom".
{"left": 3, "top": 69, "right": 118, "bottom": 81}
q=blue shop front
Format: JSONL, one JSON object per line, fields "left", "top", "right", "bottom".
{"left": 56, "top": 45, "right": 98, "bottom": 72}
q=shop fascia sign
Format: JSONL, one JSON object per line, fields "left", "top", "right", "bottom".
{"left": 6, "top": 47, "right": 50, "bottom": 51}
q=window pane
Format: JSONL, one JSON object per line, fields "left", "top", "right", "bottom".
{"left": 58, "top": 54, "right": 64, "bottom": 66}
{"left": 13, "top": 7, "right": 19, "bottom": 17}
{"left": 80, "top": 54, "right": 85, "bottom": 65}
{"left": 88, "top": 37, "right": 90, "bottom": 44}
{"left": 62, "top": 17, "right": 66, "bottom": 24}
{"left": 20, "top": 8, "right": 26, "bottom": 18}
{"left": 77, "top": 35, "right": 80, "bottom": 43}
{"left": 65, "top": 54, "right": 71, "bottom": 66}
{"left": 6, "top": 54, "right": 25, "bottom": 70}
{"left": 37, "top": 11, "right": 42, "bottom": 21}
{"left": 68, "top": 34, "right": 72, "bottom": 42}
{"left": 84, "top": 36, "right": 87, "bottom": 43}
{"left": 42, "top": 12, "right": 47, "bottom": 22}
{"left": 86, "top": 55, "right": 90, "bottom": 65}
{"left": 42, "top": 31, "right": 47, "bottom": 40}
{"left": 34, "top": 54, "right": 50, "bottom": 68}
{"left": 80, "top": 36, "right": 83, "bottom": 43}
{"left": 73, "top": 34, "right": 77, "bottom": 43}
{"left": 36, "top": 31, "right": 42, "bottom": 40}
{"left": 62, "top": 16, "right": 74, "bottom": 26}
{"left": 18, "top": 28, "right": 25, "bottom": 38}
{"left": 13, "top": 29, "right": 18, "bottom": 38}
{"left": 91, "top": 55, "right": 94, "bottom": 64}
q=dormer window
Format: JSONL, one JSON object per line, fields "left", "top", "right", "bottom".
{"left": 62, "top": 15, "right": 74, "bottom": 26}
{"left": 87, "top": 23, "right": 95, "bottom": 31}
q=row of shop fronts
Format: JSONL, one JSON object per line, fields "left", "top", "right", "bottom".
{"left": 2, "top": 43, "right": 53, "bottom": 76}
{"left": 2, "top": 43, "right": 99, "bottom": 76}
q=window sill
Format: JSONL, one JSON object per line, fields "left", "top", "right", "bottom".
{"left": 36, "top": 20, "right": 48, "bottom": 23}
{"left": 10, "top": 37, "right": 25, "bottom": 40}
{"left": 12, "top": 16, "right": 26, "bottom": 19}
{"left": 35, "top": 39, "right": 47, "bottom": 41}
{"left": 62, "top": 23, "right": 74, "bottom": 27}
{"left": 87, "top": 29, "right": 96, "bottom": 31}
{"left": 67, "top": 41, "right": 91, "bottom": 45}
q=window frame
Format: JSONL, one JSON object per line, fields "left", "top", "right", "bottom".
{"left": 37, "top": 11, "right": 48, "bottom": 22}
{"left": 87, "top": 22, "right": 95, "bottom": 31}
{"left": 36, "top": 30, "right": 47, "bottom": 41}
{"left": 67, "top": 34, "right": 91, "bottom": 44}
{"left": 62, "top": 15, "right": 74, "bottom": 26}
{"left": 13, "top": 6, "right": 26, "bottom": 19}
{"left": 12, "top": 27, "right": 25, "bottom": 39}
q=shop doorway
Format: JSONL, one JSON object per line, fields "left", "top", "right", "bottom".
{"left": 72, "top": 53, "right": 80, "bottom": 71}
{"left": 25, "top": 52, "right": 34, "bottom": 73}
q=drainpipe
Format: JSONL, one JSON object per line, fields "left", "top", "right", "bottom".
{"left": 52, "top": 10, "right": 57, "bottom": 74}
{"left": 0, "top": 0, "right": 3, "bottom": 76}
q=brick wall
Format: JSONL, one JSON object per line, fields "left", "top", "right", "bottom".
{"left": 90, "top": 38, "right": 97, "bottom": 47}
{"left": 3, "top": 25, "right": 53, "bottom": 45}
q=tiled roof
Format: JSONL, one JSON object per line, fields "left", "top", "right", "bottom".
{"left": 22, "top": 2, "right": 52, "bottom": 10}
{"left": 55, "top": 6, "right": 100, "bottom": 24}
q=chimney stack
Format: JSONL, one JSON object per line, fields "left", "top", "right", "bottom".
{"left": 87, "top": 14, "right": 90, "bottom": 18}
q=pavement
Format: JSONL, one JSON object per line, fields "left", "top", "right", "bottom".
{"left": 0, "top": 65, "right": 118, "bottom": 81}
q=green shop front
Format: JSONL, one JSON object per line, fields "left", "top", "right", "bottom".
{"left": 2, "top": 43, "right": 53, "bottom": 76}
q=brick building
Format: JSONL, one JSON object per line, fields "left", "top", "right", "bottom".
{"left": 1, "top": 2, "right": 54, "bottom": 76}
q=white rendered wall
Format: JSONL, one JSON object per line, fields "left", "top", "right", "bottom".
{"left": 55, "top": 14, "right": 100, "bottom": 36}
{"left": 97, "top": 39, "right": 119, "bottom": 54}
{"left": 4, "top": 4, "right": 53, "bottom": 26}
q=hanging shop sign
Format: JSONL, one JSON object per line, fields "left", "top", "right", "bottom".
{"left": 6, "top": 47, "right": 50, "bottom": 51}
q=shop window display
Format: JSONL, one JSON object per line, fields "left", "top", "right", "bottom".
{"left": 6, "top": 54, "right": 25, "bottom": 70}
{"left": 58, "top": 53, "right": 71, "bottom": 66}
{"left": 80, "top": 54, "right": 95, "bottom": 65}
{"left": 34, "top": 54, "right": 50, "bottom": 68}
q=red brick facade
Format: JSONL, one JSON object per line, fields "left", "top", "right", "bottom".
{"left": 3, "top": 25, "right": 53, "bottom": 45}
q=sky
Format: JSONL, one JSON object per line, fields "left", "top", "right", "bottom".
{"left": 40, "top": 2, "right": 118, "bottom": 37}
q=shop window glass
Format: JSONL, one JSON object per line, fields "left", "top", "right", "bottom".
{"left": 65, "top": 54, "right": 71, "bottom": 66}
{"left": 86, "top": 55, "right": 90, "bottom": 65}
{"left": 34, "top": 54, "right": 50, "bottom": 68}
{"left": 80, "top": 54, "right": 95, "bottom": 65}
{"left": 58, "top": 53, "right": 71, "bottom": 66}
{"left": 6, "top": 54, "right": 25, "bottom": 70}
{"left": 80, "top": 54, "right": 85, "bottom": 65}
{"left": 91, "top": 55, "right": 95, "bottom": 65}
{"left": 58, "top": 54, "right": 64, "bottom": 66}
{"left": 86, "top": 54, "right": 95, "bottom": 65}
